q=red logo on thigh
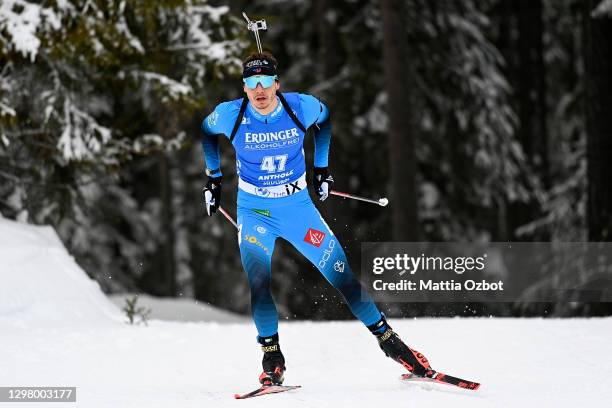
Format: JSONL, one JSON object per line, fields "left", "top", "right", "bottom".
{"left": 304, "top": 228, "right": 326, "bottom": 247}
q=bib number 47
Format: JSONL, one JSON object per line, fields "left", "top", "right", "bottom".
{"left": 260, "top": 154, "right": 288, "bottom": 173}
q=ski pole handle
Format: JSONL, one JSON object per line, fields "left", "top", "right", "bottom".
{"left": 218, "top": 206, "right": 238, "bottom": 229}
{"left": 330, "top": 190, "right": 389, "bottom": 207}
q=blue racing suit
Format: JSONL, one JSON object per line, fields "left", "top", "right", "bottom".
{"left": 201, "top": 92, "right": 382, "bottom": 337}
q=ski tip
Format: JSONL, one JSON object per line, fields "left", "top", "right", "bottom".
{"left": 234, "top": 385, "right": 301, "bottom": 399}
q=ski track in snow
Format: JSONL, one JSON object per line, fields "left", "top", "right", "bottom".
{"left": 1, "top": 217, "right": 611, "bottom": 407}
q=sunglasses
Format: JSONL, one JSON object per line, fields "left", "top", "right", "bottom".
{"left": 243, "top": 75, "right": 278, "bottom": 90}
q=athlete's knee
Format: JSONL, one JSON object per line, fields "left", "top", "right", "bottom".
{"left": 240, "top": 252, "right": 273, "bottom": 293}
{"left": 334, "top": 274, "right": 363, "bottom": 298}
{"left": 249, "top": 271, "right": 271, "bottom": 293}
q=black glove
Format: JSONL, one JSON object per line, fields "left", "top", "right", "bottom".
{"left": 313, "top": 167, "right": 334, "bottom": 201}
{"left": 203, "top": 175, "right": 222, "bottom": 216}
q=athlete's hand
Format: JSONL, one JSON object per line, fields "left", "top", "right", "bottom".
{"left": 313, "top": 167, "right": 334, "bottom": 201}
{"left": 203, "top": 175, "right": 222, "bottom": 216}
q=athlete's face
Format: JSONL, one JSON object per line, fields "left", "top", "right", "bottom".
{"left": 243, "top": 78, "right": 280, "bottom": 114}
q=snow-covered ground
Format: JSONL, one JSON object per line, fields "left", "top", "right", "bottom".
{"left": 108, "top": 294, "right": 246, "bottom": 323}
{"left": 1, "top": 217, "right": 611, "bottom": 407}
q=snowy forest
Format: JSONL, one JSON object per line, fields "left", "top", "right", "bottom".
{"left": 1, "top": 0, "right": 611, "bottom": 318}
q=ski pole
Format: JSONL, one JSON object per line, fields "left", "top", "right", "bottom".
{"left": 330, "top": 190, "right": 389, "bottom": 207}
{"left": 217, "top": 190, "right": 387, "bottom": 230}
{"left": 218, "top": 206, "right": 238, "bottom": 229}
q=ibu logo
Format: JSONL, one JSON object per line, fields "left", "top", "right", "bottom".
{"left": 255, "top": 187, "right": 270, "bottom": 197}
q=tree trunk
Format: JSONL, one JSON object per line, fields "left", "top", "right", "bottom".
{"left": 154, "top": 105, "right": 179, "bottom": 297}
{"left": 315, "top": 0, "right": 342, "bottom": 80}
{"left": 516, "top": 0, "right": 548, "bottom": 182}
{"left": 380, "top": 0, "right": 419, "bottom": 241}
{"left": 506, "top": 0, "right": 549, "bottom": 240}
{"left": 314, "top": 0, "right": 353, "bottom": 247}
{"left": 159, "top": 152, "right": 177, "bottom": 295}
{"left": 584, "top": 0, "right": 612, "bottom": 241}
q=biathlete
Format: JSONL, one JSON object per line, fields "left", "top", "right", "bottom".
{"left": 201, "top": 51, "right": 432, "bottom": 386}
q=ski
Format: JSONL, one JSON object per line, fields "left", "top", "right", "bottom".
{"left": 401, "top": 371, "right": 480, "bottom": 390}
{"left": 234, "top": 385, "right": 301, "bottom": 399}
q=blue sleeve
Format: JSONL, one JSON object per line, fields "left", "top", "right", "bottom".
{"left": 201, "top": 101, "right": 240, "bottom": 176}
{"left": 299, "top": 93, "right": 331, "bottom": 168}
